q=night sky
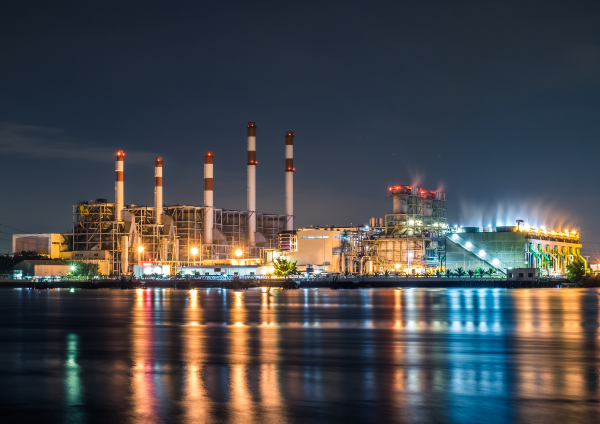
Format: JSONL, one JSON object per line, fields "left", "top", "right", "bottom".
{"left": 1, "top": 1, "right": 599, "bottom": 259}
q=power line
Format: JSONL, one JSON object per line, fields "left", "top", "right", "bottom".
{"left": 0, "top": 223, "right": 31, "bottom": 233}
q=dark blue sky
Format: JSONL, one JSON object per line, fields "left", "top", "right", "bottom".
{"left": 1, "top": 1, "right": 599, "bottom": 258}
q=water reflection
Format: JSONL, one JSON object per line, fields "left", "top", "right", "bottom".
{"left": 130, "top": 289, "right": 157, "bottom": 422}
{"left": 1, "top": 288, "right": 600, "bottom": 423}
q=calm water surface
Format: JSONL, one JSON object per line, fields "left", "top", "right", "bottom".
{"left": 1, "top": 287, "right": 599, "bottom": 423}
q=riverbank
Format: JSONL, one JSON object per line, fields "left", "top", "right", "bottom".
{"left": 0, "top": 276, "right": 574, "bottom": 289}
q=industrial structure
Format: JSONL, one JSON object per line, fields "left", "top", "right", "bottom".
{"left": 12, "top": 123, "right": 296, "bottom": 275}
{"left": 286, "top": 185, "right": 584, "bottom": 278}
{"left": 11, "top": 121, "right": 587, "bottom": 278}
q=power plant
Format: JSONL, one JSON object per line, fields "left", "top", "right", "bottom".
{"left": 10, "top": 122, "right": 587, "bottom": 279}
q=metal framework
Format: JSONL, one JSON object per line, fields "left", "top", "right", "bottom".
{"left": 71, "top": 201, "right": 287, "bottom": 275}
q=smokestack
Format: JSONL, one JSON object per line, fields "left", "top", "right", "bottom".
{"left": 115, "top": 150, "right": 125, "bottom": 220}
{"left": 155, "top": 157, "right": 163, "bottom": 224}
{"left": 204, "top": 151, "right": 214, "bottom": 245}
{"left": 285, "top": 131, "right": 294, "bottom": 231}
{"left": 247, "top": 122, "right": 257, "bottom": 246}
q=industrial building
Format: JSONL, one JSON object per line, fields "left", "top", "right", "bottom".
{"left": 13, "top": 260, "right": 70, "bottom": 278}
{"left": 10, "top": 120, "right": 585, "bottom": 278}
{"left": 13, "top": 123, "right": 296, "bottom": 276}
{"left": 285, "top": 185, "right": 584, "bottom": 278}
{"left": 444, "top": 224, "right": 584, "bottom": 276}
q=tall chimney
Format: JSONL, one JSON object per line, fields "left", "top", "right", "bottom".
{"left": 285, "top": 131, "right": 294, "bottom": 231}
{"left": 155, "top": 157, "right": 163, "bottom": 224}
{"left": 204, "top": 151, "right": 214, "bottom": 245}
{"left": 247, "top": 122, "right": 257, "bottom": 246}
{"left": 115, "top": 150, "right": 125, "bottom": 220}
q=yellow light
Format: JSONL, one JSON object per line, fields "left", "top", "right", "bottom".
{"left": 395, "top": 263, "right": 401, "bottom": 269}
{"left": 235, "top": 249, "right": 243, "bottom": 257}
{"left": 268, "top": 266, "right": 275, "bottom": 273}
{"left": 190, "top": 247, "right": 198, "bottom": 255}
{"left": 137, "top": 246, "right": 144, "bottom": 252}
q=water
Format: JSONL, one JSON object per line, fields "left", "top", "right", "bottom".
{"left": 0, "top": 287, "right": 599, "bottom": 423}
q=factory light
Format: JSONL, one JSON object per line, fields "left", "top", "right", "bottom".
{"left": 137, "top": 246, "right": 144, "bottom": 253}
{"left": 190, "top": 247, "right": 198, "bottom": 255}
{"left": 70, "top": 266, "right": 76, "bottom": 271}
{"left": 395, "top": 263, "right": 401, "bottom": 269}
{"left": 479, "top": 250, "right": 485, "bottom": 256}
{"left": 465, "top": 242, "right": 472, "bottom": 248}
{"left": 268, "top": 266, "right": 275, "bottom": 273}
{"left": 452, "top": 234, "right": 458, "bottom": 240}
{"left": 235, "top": 249, "right": 243, "bottom": 257}
{"left": 492, "top": 259, "right": 500, "bottom": 265}
{"left": 409, "top": 220, "right": 414, "bottom": 225}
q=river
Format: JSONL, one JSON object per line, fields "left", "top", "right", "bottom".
{"left": 0, "top": 287, "right": 599, "bottom": 423}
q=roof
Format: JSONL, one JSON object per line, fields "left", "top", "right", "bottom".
{"left": 180, "top": 265, "right": 260, "bottom": 269}
{"left": 16, "top": 260, "right": 68, "bottom": 266}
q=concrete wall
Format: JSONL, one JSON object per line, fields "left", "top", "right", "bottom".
{"left": 13, "top": 262, "right": 70, "bottom": 277}
{"left": 12, "top": 233, "right": 66, "bottom": 258}
{"left": 287, "top": 228, "right": 343, "bottom": 272}
{"left": 178, "top": 265, "right": 260, "bottom": 277}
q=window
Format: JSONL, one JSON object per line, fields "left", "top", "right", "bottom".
{"left": 214, "top": 268, "right": 221, "bottom": 272}
{"left": 250, "top": 272, "right": 255, "bottom": 275}
{"left": 93, "top": 254, "right": 98, "bottom": 257}
{"left": 518, "top": 273, "right": 524, "bottom": 278}
{"left": 205, "top": 272, "right": 209, "bottom": 276}
{"left": 508, "top": 273, "right": 513, "bottom": 278}
{"left": 528, "top": 273, "right": 533, "bottom": 278}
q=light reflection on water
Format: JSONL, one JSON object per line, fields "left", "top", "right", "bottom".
{"left": 0, "top": 288, "right": 600, "bottom": 423}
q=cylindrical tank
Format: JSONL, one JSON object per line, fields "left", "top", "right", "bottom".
{"left": 121, "top": 235, "right": 129, "bottom": 275}
{"left": 393, "top": 195, "right": 401, "bottom": 213}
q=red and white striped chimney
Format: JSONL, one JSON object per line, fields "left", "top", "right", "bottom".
{"left": 155, "top": 157, "right": 163, "bottom": 224}
{"left": 247, "top": 122, "right": 257, "bottom": 246}
{"left": 285, "top": 131, "right": 294, "bottom": 231}
{"left": 115, "top": 150, "right": 125, "bottom": 220}
{"left": 204, "top": 151, "right": 214, "bottom": 245}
